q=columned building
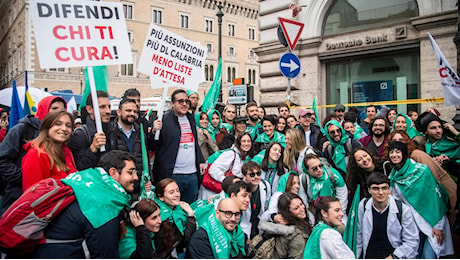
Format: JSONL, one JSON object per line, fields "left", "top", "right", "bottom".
{"left": 255, "top": 0, "right": 457, "bottom": 119}
{"left": 0, "top": 0, "right": 259, "bottom": 104}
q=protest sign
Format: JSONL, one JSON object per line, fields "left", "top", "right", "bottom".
{"left": 138, "top": 23, "right": 207, "bottom": 91}
{"left": 30, "top": 0, "right": 132, "bottom": 68}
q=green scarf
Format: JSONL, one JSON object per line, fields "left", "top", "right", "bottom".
{"left": 119, "top": 225, "right": 155, "bottom": 259}
{"left": 389, "top": 159, "right": 448, "bottom": 227}
{"left": 202, "top": 212, "right": 246, "bottom": 259}
{"left": 426, "top": 136, "right": 460, "bottom": 165}
{"left": 325, "top": 120, "right": 348, "bottom": 172}
{"left": 221, "top": 122, "right": 233, "bottom": 132}
{"left": 154, "top": 198, "right": 188, "bottom": 235}
{"left": 276, "top": 171, "right": 297, "bottom": 193}
{"left": 392, "top": 113, "right": 422, "bottom": 138}
{"left": 246, "top": 121, "right": 262, "bottom": 140}
{"left": 251, "top": 149, "right": 266, "bottom": 165}
{"left": 62, "top": 168, "right": 130, "bottom": 228}
{"left": 303, "top": 222, "right": 334, "bottom": 259}
{"left": 301, "top": 164, "right": 345, "bottom": 199}
{"left": 255, "top": 131, "right": 286, "bottom": 147}
{"left": 193, "top": 191, "right": 228, "bottom": 227}
{"left": 207, "top": 109, "right": 222, "bottom": 142}
{"left": 354, "top": 123, "right": 365, "bottom": 139}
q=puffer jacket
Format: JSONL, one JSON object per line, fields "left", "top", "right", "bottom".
{"left": 258, "top": 221, "right": 309, "bottom": 259}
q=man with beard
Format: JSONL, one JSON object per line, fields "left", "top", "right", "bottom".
{"left": 107, "top": 98, "right": 154, "bottom": 199}
{"left": 186, "top": 198, "right": 246, "bottom": 259}
{"left": 69, "top": 90, "right": 114, "bottom": 171}
{"left": 122, "top": 88, "right": 150, "bottom": 134}
{"left": 296, "top": 109, "right": 322, "bottom": 153}
{"left": 358, "top": 116, "right": 389, "bottom": 158}
{"left": 246, "top": 101, "right": 263, "bottom": 140}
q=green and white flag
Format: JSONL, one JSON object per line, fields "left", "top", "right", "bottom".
{"left": 312, "top": 98, "right": 325, "bottom": 134}
{"left": 139, "top": 123, "right": 154, "bottom": 199}
{"left": 343, "top": 185, "right": 360, "bottom": 254}
{"left": 80, "top": 65, "right": 109, "bottom": 109}
{"left": 201, "top": 58, "right": 222, "bottom": 113}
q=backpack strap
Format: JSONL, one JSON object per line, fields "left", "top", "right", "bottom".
{"left": 345, "top": 138, "right": 353, "bottom": 154}
{"left": 324, "top": 166, "right": 336, "bottom": 188}
{"left": 75, "top": 124, "right": 92, "bottom": 146}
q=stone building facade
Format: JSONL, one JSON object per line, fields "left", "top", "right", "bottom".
{"left": 0, "top": 0, "right": 259, "bottom": 104}
{"left": 255, "top": 0, "right": 458, "bottom": 119}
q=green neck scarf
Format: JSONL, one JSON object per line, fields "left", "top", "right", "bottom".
{"left": 221, "top": 122, "right": 233, "bottom": 132}
{"left": 62, "top": 168, "right": 130, "bottom": 228}
{"left": 246, "top": 121, "right": 262, "bottom": 140}
{"left": 195, "top": 113, "right": 206, "bottom": 130}
{"left": 207, "top": 109, "right": 222, "bottom": 141}
{"left": 119, "top": 225, "right": 155, "bottom": 259}
{"left": 325, "top": 121, "right": 348, "bottom": 172}
{"left": 255, "top": 131, "right": 286, "bottom": 147}
{"left": 276, "top": 171, "right": 297, "bottom": 193}
{"left": 251, "top": 149, "right": 266, "bottom": 165}
{"left": 392, "top": 113, "right": 422, "bottom": 138}
{"left": 303, "top": 222, "right": 334, "bottom": 259}
{"left": 192, "top": 191, "right": 228, "bottom": 228}
{"left": 389, "top": 159, "right": 448, "bottom": 226}
{"left": 426, "top": 136, "right": 460, "bottom": 164}
{"left": 353, "top": 123, "right": 364, "bottom": 139}
{"left": 302, "top": 164, "right": 334, "bottom": 199}
{"left": 154, "top": 198, "right": 188, "bottom": 235}
{"left": 202, "top": 212, "right": 246, "bottom": 259}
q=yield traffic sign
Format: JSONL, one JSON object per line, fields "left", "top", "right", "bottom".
{"left": 279, "top": 52, "right": 301, "bottom": 79}
{"left": 278, "top": 17, "right": 304, "bottom": 51}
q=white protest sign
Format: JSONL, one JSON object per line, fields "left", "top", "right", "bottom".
{"left": 30, "top": 0, "right": 132, "bottom": 68}
{"left": 138, "top": 23, "right": 207, "bottom": 91}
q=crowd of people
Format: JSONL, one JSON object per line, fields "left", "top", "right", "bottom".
{"left": 0, "top": 88, "right": 459, "bottom": 259}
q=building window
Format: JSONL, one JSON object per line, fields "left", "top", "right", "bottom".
{"left": 228, "top": 46, "right": 235, "bottom": 56}
{"left": 205, "top": 64, "right": 214, "bottom": 81}
{"left": 48, "top": 68, "right": 66, "bottom": 72}
{"left": 228, "top": 23, "right": 235, "bottom": 36}
{"left": 123, "top": 4, "right": 133, "bottom": 19}
{"left": 206, "top": 43, "right": 213, "bottom": 53}
{"left": 180, "top": 14, "right": 189, "bottom": 28}
{"left": 205, "top": 19, "right": 213, "bottom": 33}
{"left": 248, "top": 27, "right": 255, "bottom": 40}
{"left": 324, "top": 0, "right": 418, "bottom": 36}
{"left": 120, "top": 64, "right": 134, "bottom": 76}
{"left": 248, "top": 69, "right": 256, "bottom": 84}
{"left": 152, "top": 9, "right": 162, "bottom": 24}
{"left": 227, "top": 66, "right": 236, "bottom": 82}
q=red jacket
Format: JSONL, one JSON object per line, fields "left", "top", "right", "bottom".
{"left": 21, "top": 142, "right": 77, "bottom": 190}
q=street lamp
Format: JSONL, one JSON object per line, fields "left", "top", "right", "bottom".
{"left": 216, "top": 0, "right": 226, "bottom": 102}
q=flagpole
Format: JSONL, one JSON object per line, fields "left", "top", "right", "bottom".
{"left": 87, "top": 66, "right": 105, "bottom": 152}
{"left": 154, "top": 81, "right": 169, "bottom": 140}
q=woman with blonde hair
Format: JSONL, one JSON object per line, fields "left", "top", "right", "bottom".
{"left": 22, "top": 109, "right": 76, "bottom": 190}
{"left": 283, "top": 128, "right": 316, "bottom": 174}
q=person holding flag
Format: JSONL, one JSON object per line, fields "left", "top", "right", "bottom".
{"left": 356, "top": 173, "right": 419, "bottom": 259}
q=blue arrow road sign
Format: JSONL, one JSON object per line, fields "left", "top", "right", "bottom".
{"left": 279, "top": 52, "right": 301, "bottom": 79}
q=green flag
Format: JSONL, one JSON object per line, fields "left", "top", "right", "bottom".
{"left": 343, "top": 185, "right": 360, "bottom": 255}
{"left": 80, "top": 66, "right": 109, "bottom": 109}
{"left": 201, "top": 58, "right": 222, "bottom": 113}
{"left": 139, "top": 123, "right": 154, "bottom": 199}
{"left": 312, "top": 98, "right": 325, "bottom": 134}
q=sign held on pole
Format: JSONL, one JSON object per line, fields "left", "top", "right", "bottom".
{"left": 278, "top": 17, "right": 304, "bottom": 51}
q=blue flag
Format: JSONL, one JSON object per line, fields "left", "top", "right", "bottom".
{"left": 9, "top": 80, "right": 25, "bottom": 129}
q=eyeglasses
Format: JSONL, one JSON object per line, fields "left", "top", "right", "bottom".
{"left": 310, "top": 164, "right": 323, "bottom": 172}
{"left": 218, "top": 209, "right": 241, "bottom": 219}
{"left": 175, "top": 99, "right": 189, "bottom": 104}
{"left": 247, "top": 171, "right": 262, "bottom": 178}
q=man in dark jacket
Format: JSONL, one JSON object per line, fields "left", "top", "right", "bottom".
{"left": 30, "top": 151, "right": 137, "bottom": 259}
{"left": 0, "top": 96, "right": 66, "bottom": 215}
{"left": 186, "top": 198, "right": 245, "bottom": 259}
{"left": 68, "top": 90, "right": 113, "bottom": 171}
{"left": 296, "top": 109, "right": 322, "bottom": 153}
{"left": 107, "top": 98, "right": 154, "bottom": 198}
{"left": 358, "top": 116, "right": 389, "bottom": 158}
{"left": 151, "top": 89, "right": 205, "bottom": 204}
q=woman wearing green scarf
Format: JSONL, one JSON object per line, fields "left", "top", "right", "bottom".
{"left": 196, "top": 112, "right": 219, "bottom": 161}
{"left": 303, "top": 196, "right": 354, "bottom": 259}
{"left": 152, "top": 178, "right": 197, "bottom": 258}
{"left": 392, "top": 113, "right": 422, "bottom": 138}
{"left": 254, "top": 115, "right": 286, "bottom": 153}
{"left": 387, "top": 141, "right": 453, "bottom": 258}
{"left": 253, "top": 142, "right": 287, "bottom": 191}
{"left": 323, "top": 120, "right": 362, "bottom": 173}
{"left": 119, "top": 199, "right": 162, "bottom": 258}
{"left": 207, "top": 109, "right": 227, "bottom": 145}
